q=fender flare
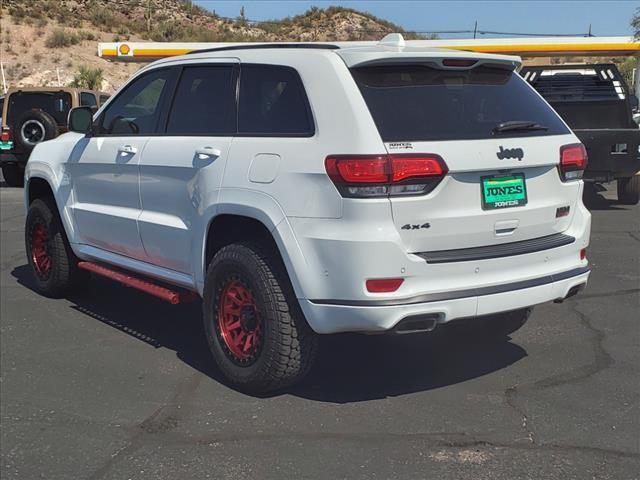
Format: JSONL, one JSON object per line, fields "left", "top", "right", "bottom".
{"left": 25, "top": 163, "right": 79, "bottom": 245}
{"left": 196, "top": 191, "right": 309, "bottom": 299}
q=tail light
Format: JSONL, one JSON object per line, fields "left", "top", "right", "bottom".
{"left": 0, "top": 128, "right": 11, "bottom": 143}
{"left": 559, "top": 144, "right": 587, "bottom": 181}
{"left": 325, "top": 154, "right": 448, "bottom": 198}
{"left": 442, "top": 59, "right": 477, "bottom": 68}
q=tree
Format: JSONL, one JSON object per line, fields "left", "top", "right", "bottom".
{"left": 632, "top": 7, "right": 640, "bottom": 39}
{"left": 70, "top": 65, "right": 104, "bottom": 90}
{"left": 237, "top": 5, "right": 247, "bottom": 26}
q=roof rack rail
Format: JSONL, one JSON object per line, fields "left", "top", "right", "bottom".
{"left": 186, "top": 43, "right": 340, "bottom": 55}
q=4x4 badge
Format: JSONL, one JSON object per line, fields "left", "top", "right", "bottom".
{"left": 401, "top": 223, "right": 431, "bottom": 230}
{"left": 497, "top": 146, "right": 524, "bottom": 161}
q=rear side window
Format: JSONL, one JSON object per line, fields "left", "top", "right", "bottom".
{"left": 238, "top": 64, "right": 314, "bottom": 136}
{"left": 99, "top": 68, "right": 175, "bottom": 135}
{"left": 352, "top": 65, "right": 569, "bottom": 142}
{"left": 166, "top": 65, "right": 236, "bottom": 135}
{"left": 80, "top": 92, "right": 97, "bottom": 107}
{"left": 7, "top": 92, "right": 72, "bottom": 126}
{"left": 99, "top": 95, "right": 110, "bottom": 105}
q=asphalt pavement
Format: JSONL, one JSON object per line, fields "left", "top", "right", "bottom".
{"left": 1, "top": 179, "right": 638, "bottom": 479}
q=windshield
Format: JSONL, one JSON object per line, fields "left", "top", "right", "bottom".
{"left": 351, "top": 65, "right": 569, "bottom": 142}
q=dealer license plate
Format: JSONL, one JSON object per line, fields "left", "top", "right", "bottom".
{"left": 481, "top": 174, "right": 527, "bottom": 210}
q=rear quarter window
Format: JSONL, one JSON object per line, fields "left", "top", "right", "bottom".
{"left": 80, "top": 92, "right": 98, "bottom": 107}
{"left": 352, "top": 65, "right": 569, "bottom": 142}
{"left": 238, "top": 64, "right": 314, "bottom": 136}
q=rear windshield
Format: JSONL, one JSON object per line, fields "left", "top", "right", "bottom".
{"left": 7, "top": 91, "right": 72, "bottom": 127}
{"left": 351, "top": 65, "right": 569, "bottom": 142}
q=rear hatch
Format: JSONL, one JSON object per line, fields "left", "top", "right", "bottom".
{"left": 351, "top": 61, "right": 582, "bottom": 253}
{"left": 3, "top": 91, "right": 72, "bottom": 153}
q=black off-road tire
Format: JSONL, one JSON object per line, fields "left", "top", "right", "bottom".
{"left": 25, "top": 197, "right": 88, "bottom": 298}
{"left": 15, "top": 109, "right": 59, "bottom": 152}
{"left": 617, "top": 176, "right": 640, "bottom": 205}
{"left": 2, "top": 163, "right": 24, "bottom": 187}
{"left": 444, "top": 308, "right": 532, "bottom": 340}
{"left": 203, "top": 242, "right": 318, "bottom": 394}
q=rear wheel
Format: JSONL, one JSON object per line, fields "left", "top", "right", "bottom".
{"left": 25, "top": 197, "right": 87, "bottom": 297}
{"left": 617, "top": 176, "right": 640, "bottom": 205}
{"left": 203, "top": 242, "right": 318, "bottom": 393}
{"left": 444, "top": 308, "right": 532, "bottom": 339}
{"left": 2, "top": 163, "right": 24, "bottom": 187}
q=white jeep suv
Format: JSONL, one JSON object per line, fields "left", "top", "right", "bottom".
{"left": 24, "top": 39, "right": 591, "bottom": 392}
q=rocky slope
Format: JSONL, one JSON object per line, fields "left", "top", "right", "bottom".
{"left": 0, "top": 1, "right": 423, "bottom": 92}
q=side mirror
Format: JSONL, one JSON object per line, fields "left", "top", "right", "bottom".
{"left": 630, "top": 94, "right": 639, "bottom": 112}
{"left": 68, "top": 106, "right": 94, "bottom": 134}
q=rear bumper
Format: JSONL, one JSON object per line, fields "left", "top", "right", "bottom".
{"left": 301, "top": 266, "right": 589, "bottom": 334}
{"left": 0, "top": 153, "right": 28, "bottom": 165}
{"left": 287, "top": 194, "right": 591, "bottom": 334}
{"left": 574, "top": 129, "right": 640, "bottom": 179}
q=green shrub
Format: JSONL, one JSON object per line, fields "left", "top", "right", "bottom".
{"left": 78, "top": 31, "right": 97, "bottom": 41}
{"left": 70, "top": 65, "right": 104, "bottom": 90}
{"left": 45, "top": 29, "right": 79, "bottom": 48}
{"left": 88, "top": 6, "right": 118, "bottom": 31}
{"left": 8, "top": 5, "right": 27, "bottom": 20}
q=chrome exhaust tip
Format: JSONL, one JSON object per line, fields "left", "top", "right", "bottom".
{"left": 393, "top": 314, "right": 440, "bottom": 334}
{"left": 554, "top": 283, "right": 586, "bottom": 303}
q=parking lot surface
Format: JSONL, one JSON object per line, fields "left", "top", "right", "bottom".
{"left": 1, "top": 180, "right": 639, "bottom": 479}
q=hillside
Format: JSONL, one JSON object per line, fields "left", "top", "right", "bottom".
{"left": 0, "top": 1, "right": 426, "bottom": 92}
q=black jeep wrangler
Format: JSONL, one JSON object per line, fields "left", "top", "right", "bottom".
{"left": 520, "top": 63, "right": 640, "bottom": 204}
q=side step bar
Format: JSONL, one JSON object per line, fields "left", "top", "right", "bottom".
{"left": 77, "top": 262, "right": 199, "bottom": 305}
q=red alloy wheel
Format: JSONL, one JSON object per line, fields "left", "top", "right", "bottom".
{"left": 218, "top": 280, "right": 262, "bottom": 362}
{"left": 31, "top": 223, "right": 51, "bottom": 277}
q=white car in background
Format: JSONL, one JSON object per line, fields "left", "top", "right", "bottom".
{"left": 23, "top": 35, "right": 590, "bottom": 392}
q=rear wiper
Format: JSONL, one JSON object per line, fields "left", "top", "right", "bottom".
{"left": 492, "top": 121, "right": 548, "bottom": 134}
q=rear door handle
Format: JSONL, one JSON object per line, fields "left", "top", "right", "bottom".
{"left": 118, "top": 145, "right": 137, "bottom": 155}
{"left": 195, "top": 147, "right": 221, "bottom": 159}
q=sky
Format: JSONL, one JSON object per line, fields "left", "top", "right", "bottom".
{"left": 194, "top": 0, "right": 638, "bottom": 38}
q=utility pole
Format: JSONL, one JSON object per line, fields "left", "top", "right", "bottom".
{"left": 1, "top": 62, "right": 6, "bottom": 94}
{"left": 473, "top": 20, "right": 478, "bottom": 39}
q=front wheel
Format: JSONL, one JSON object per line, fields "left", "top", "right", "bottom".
{"left": 25, "top": 197, "right": 88, "bottom": 297}
{"left": 617, "top": 176, "right": 640, "bottom": 205}
{"left": 203, "top": 242, "right": 318, "bottom": 394}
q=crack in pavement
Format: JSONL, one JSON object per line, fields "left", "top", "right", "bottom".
{"left": 574, "top": 288, "right": 639, "bottom": 301}
{"left": 86, "top": 372, "right": 202, "bottom": 480}
{"left": 502, "top": 301, "right": 614, "bottom": 451}
{"left": 81, "top": 428, "right": 640, "bottom": 460}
